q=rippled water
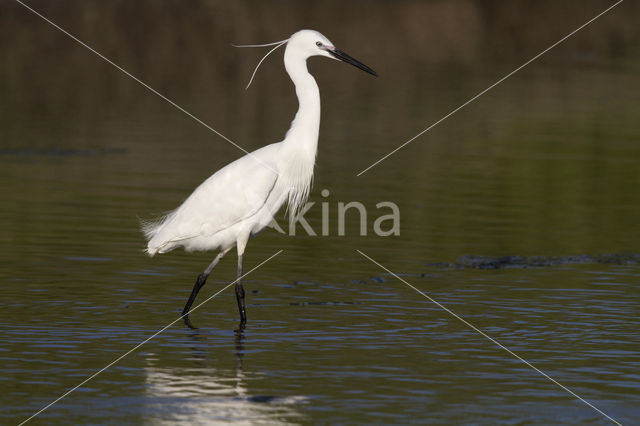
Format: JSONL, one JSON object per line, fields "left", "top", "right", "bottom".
{"left": 2, "top": 1, "right": 640, "bottom": 424}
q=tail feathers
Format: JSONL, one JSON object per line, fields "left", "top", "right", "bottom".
{"left": 144, "top": 241, "right": 175, "bottom": 257}
{"left": 142, "top": 246, "right": 158, "bottom": 257}
{"left": 140, "top": 212, "right": 176, "bottom": 257}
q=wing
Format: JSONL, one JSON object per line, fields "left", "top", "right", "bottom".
{"left": 145, "top": 143, "right": 280, "bottom": 254}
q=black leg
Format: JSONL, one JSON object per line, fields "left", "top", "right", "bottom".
{"left": 181, "top": 250, "right": 228, "bottom": 327}
{"left": 182, "top": 272, "right": 208, "bottom": 318}
{"left": 234, "top": 321, "right": 246, "bottom": 370}
{"left": 235, "top": 254, "right": 247, "bottom": 323}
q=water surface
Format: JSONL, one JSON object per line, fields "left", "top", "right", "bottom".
{"left": 1, "top": 1, "right": 639, "bottom": 424}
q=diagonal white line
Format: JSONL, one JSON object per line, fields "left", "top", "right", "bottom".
{"left": 356, "top": 250, "right": 622, "bottom": 425}
{"left": 356, "top": 0, "right": 624, "bottom": 176}
{"left": 12, "top": 0, "right": 278, "bottom": 173}
{"left": 19, "top": 250, "right": 283, "bottom": 426}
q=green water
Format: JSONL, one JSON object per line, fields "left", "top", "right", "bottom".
{"left": 1, "top": 1, "right": 639, "bottom": 424}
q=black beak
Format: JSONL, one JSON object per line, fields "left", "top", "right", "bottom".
{"left": 328, "top": 48, "right": 377, "bottom": 77}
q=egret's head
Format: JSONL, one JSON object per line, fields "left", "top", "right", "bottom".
{"left": 287, "top": 30, "right": 334, "bottom": 59}
{"left": 287, "top": 29, "right": 377, "bottom": 76}
{"left": 235, "top": 29, "right": 376, "bottom": 89}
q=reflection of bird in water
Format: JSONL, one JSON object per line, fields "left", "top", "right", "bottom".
{"left": 141, "top": 29, "right": 376, "bottom": 326}
{"left": 234, "top": 323, "right": 245, "bottom": 373}
{"left": 143, "top": 325, "right": 306, "bottom": 424}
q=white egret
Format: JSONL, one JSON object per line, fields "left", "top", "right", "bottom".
{"left": 142, "top": 29, "right": 376, "bottom": 325}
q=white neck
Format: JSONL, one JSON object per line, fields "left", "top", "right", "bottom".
{"left": 279, "top": 48, "right": 320, "bottom": 218}
{"left": 283, "top": 51, "right": 320, "bottom": 151}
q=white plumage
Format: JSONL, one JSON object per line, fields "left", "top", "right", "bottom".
{"left": 143, "top": 143, "right": 282, "bottom": 256}
{"left": 141, "top": 29, "right": 376, "bottom": 325}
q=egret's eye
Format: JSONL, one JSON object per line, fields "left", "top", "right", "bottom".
{"left": 316, "top": 41, "right": 323, "bottom": 47}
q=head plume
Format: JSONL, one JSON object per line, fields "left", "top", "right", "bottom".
{"left": 233, "top": 38, "right": 289, "bottom": 89}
